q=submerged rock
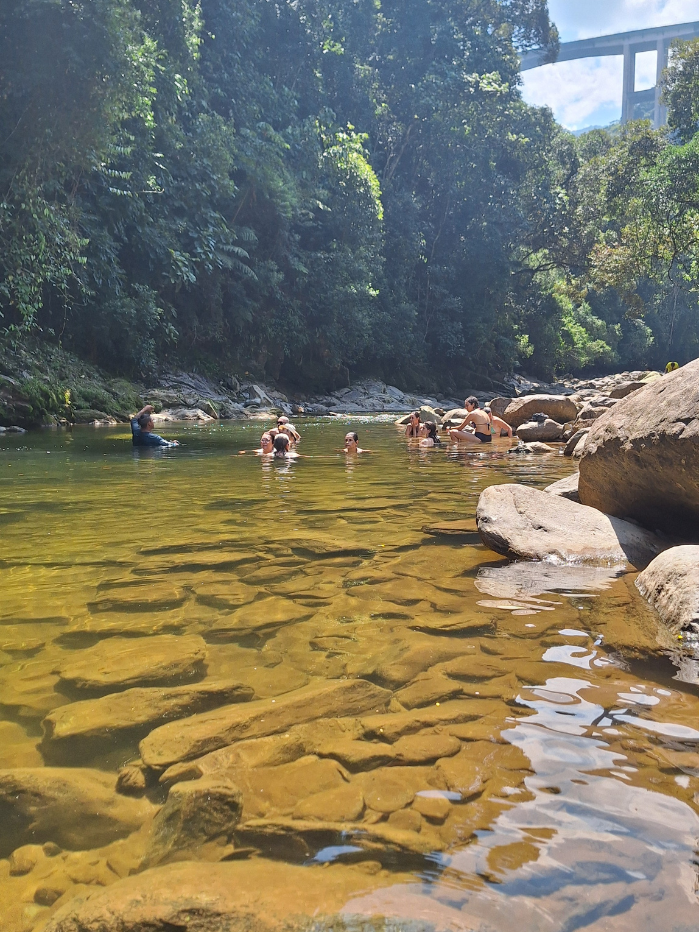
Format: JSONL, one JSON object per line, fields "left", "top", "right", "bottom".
{"left": 56, "top": 634, "right": 207, "bottom": 693}
{"left": 139, "top": 679, "right": 392, "bottom": 769}
{"left": 578, "top": 359, "right": 699, "bottom": 538}
{"left": 41, "top": 859, "right": 406, "bottom": 932}
{"left": 503, "top": 394, "right": 578, "bottom": 429}
{"left": 144, "top": 776, "right": 243, "bottom": 866}
{"left": 0, "top": 768, "right": 155, "bottom": 855}
{"left": 476, "top": 484, "right": 664, "bottom": 568}
{"left": 544, "top": 472, "right": 580, "bottom": 502}
{"left": 635, "top": 546, "right": 699, "bottom": 637}
{"left": 42, "top": 680, "right": 254, "bottom": 752}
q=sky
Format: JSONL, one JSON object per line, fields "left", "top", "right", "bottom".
{"left": 520, "top": 1, "right": 699, "bottom": 130}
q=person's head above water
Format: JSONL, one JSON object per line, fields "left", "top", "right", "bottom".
{"left": 345, "top": 431, "right": 359, "bottom": 450}
{"left": 277, "top": 416, "right": 289, "bottom": 426}
{"left": 137, "top": 411, "right": 154, "bottom": 432}
{"left": 273, "top": 433, "right": 290, "bottom": 455}
{"left": 465, "top": 396, "right": 479, "bottom": 410}
{"left": 409, "top": 411, "right": 420, "bottom": 424}
{"left": 260, "top": 432, "right": 273, "bottom": 452}
{"left": 424, "top": 421, "right": 438, "bottom": 439}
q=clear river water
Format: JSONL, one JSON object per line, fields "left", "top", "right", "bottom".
{"left": 1, "top": 418, "right": 698, "bottom": 932}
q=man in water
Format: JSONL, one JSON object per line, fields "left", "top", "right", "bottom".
{"left": 273, "top": 433, "right": 298, "bottom": 458}
{"left": 131, "top": 405, "right": 179, "bottom": 447}
{"left": 448, "top": 396, "right": 492, "bottom": 444}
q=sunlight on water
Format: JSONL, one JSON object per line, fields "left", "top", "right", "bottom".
{"left": 0, "top": 419, "right": 698, "bottom": 931}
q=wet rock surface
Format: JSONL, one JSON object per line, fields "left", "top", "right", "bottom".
{"left": 476, "top": 484, "right": 665, "bottom": 568}
{"left": 579, "top": 360, "right": 699, "bottom": 538}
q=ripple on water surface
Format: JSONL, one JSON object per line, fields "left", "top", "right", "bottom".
{"left": 0, "top": 420, "right": 698, "bottom": 932}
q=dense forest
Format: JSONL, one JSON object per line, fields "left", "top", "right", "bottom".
{"left": 1, "top": 0, "right": 699, "bottom": 392}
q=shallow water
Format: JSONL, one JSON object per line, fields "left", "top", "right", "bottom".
{"left": 1, "top": 419, "right": 698, "bottom": 931}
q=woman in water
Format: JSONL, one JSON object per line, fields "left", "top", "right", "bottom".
{"left": 419, "top": 421, "right": 441, "bottom": 447}
{"left": 405, "top": 411, "right": 422, "bottom": 438}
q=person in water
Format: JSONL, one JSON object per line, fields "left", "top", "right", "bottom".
{"left": 277, "top": 415, "right": 301, "bottom": 443}
{"left": 448, "top": 397, "right": 492, "bottom": 444}
{"left": 419, "top": 421, "right": 441, "bottom": 447}
{"left": 273, "top": 433, "right": 298, "bottom": 458}
{"left": 130, "top": 405, "right": 179, "bottom": 447}
{"left": 484, "top": 407, "right": 513, "bottom": 438}
{"left": 258, "top": 433, "right": 274, "bottom": 454}
{"left": 405, "top": 411, "right": 422, "bottom": 437}
{"left": 343, "top": 431, "right": 368, "bottom": 453}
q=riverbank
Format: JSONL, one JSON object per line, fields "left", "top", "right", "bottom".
{"left": 0, "top": 340, "right": 663, "bottom": 430}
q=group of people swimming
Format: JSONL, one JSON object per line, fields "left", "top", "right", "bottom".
{"left": 131, "top": 396, "right": 510, "bottom": 454}
{"left": 404, "top": 396, "right": 512, "bottom": 445}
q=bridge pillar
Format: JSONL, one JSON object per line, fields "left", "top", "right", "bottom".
{"left": 654, "top": 38, "right": 669, "bottom": 129}
{"left": 621, "top": 43, "right": 636, "bottom": 123}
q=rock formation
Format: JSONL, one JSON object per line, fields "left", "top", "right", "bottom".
{"left": 578, "top": 360, "right": 699, "bottom": 538}
{"left": 476, "top": 484, "right": 664, "bottom": 568}
{"left": 635, "top": 546, "right": 699, "bottom": 637}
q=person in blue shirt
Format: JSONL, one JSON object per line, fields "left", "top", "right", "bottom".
{"left": 131, "top": 405, "right": 179, "bottom": 447}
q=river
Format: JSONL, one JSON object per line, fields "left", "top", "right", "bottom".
{"left": 1, "top": 418, "right": 698, "bottom": 932}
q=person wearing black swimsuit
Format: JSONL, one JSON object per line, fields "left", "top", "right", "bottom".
{"left": 448, "top": 397, "right": 492, "bottom": 444}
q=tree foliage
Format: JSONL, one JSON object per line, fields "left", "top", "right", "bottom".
{"left": 1, "top": 1, "right": 698, "bottom": 386}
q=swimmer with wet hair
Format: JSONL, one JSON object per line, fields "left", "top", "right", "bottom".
{"left": 405, "top": 411, "right": 422, "bottom": 438}
{"left": 272, "top": 433, "right": 298, "bottom": 458}
{"left": 419, "top": 421, "right": 441, "bottom": 447}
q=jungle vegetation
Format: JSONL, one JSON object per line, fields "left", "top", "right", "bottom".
{"left": 1, "top": 0, "right": 699, "bottom": 390}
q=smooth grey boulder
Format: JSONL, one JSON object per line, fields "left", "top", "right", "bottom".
{"left": 579, "top": 359, "right": 699, "bottom": 538}
{"left": 544, "top": 473, "right": 580, "bottom": 502}
{"left": 635, "top": 545, "right": 699, "bottom": 636}
{"left": 503, "top": 394, "right": 579, "bottom": 429}
{"left": 609, "top": 380, "right": 646, "bottom": 399}
{"left": 476, "top": 484, "right": 664, "bottom": 568}
{"left": 516, "top": 418, "right": 565, "bottom": 442}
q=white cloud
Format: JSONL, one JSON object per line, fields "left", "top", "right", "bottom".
{"left": 520, "top": 1, "right": 699, "bottom": 129}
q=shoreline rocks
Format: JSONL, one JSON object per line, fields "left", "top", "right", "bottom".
{"left": 476, "top": 484, "right": 664, "bottom": 568}
{"left": 578, "top": 360, "right": 699, "bottom": 539}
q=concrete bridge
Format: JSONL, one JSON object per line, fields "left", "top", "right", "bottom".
{"left": 521, "top": 21, "right": 699, "bottom": 129}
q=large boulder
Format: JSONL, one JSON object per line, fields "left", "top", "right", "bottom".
{"left": 564, "top": 428, "right": 588, "bottom": 456}
{"left": 578, "top": 360, "right": 699, "bottom": 538}
{"left": 516, "top": 418, "right": 565, "bottom": 442}
{"left": 502, "top": 394, "right": 579, "bottom": 429}
{"left": 476, "top": 484, "right": 664, "bottom": 568}
{"left": 635, "top": 546, "right": 699, "bottom": 637}
{"left": 609, "top": 380, "right": 646, "bottom": 399}
{"left": 489, "top": 397, "right": 512, "bottom": 419}
{"left": 0, "top": 768, "right": 155, "bottom": 855}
